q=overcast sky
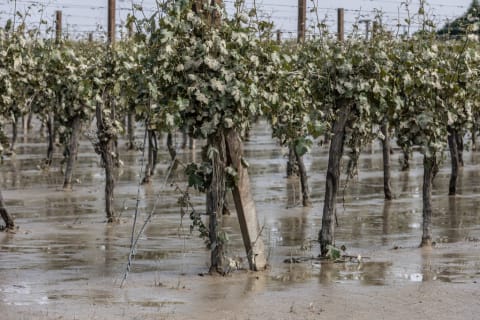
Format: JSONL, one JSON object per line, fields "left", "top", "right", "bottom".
{"left": 0, "top": 0, "right": 475, "bottom": 39}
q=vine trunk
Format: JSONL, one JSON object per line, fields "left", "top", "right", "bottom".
{"left": 421, "top": 155, "right": 437, "bottom": 247}
{"left": 448, "top": 127, "right": 459, "bottom": 196}
{"left": 294, "top": 147, "right": 311, "bottom": 207}
{"left": 206, "top": 130, "right": 227, "bottom": 273}
{"left": 381, "top": 121, "right": 393, "bottom": 200}
{"left": 0, "top": 189, "right": 14, "bottom": 230}
{"left": 63, "top": 116, "right": 82, "bottom": 190}
{"left": 319, "top": 100, "right": 352, "bottom": 256}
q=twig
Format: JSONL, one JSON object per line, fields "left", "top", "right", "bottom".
{"left": 120, "top": 121, "right": 149, "bottom": 288}
{"left": 120, "top": 150, "right": 178, "bottom": 288}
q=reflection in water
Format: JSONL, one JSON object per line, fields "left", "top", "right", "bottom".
{"left": 400, "top": 171, "right": 410, "bottom": 196}
{"left": 276, "top": 208, "right": 311, "bottom": 247}
{"left": 1, "top": 160, "right": 19, "bottom": 189}
{"left": 360, "top": 154, "right": 382, "bottom": 171}
{"left": 244, "top": 273, "right": 267, "bottom": 293}
{"left": 104, "top": 224, "right": 116, "bottom": 275}
{"left": 318, "top": 262, "right": 337, "bottom": 285}
{"left": 272, "top": 263, "right": 312, "bottom": 287}
{"left": 447, "top": 197, "right": 462, "bottom": 243}
{"left": 382, "top": 201, "right": 392, "bottom": 246}
{"left": 421, "top": 247, "right": 436, "bottom": 282}
{"left": 286, "top": 177, "right": 301, "bottom": 208}
{"left": 318, "top": 261, "right": 392, "bottom": 286}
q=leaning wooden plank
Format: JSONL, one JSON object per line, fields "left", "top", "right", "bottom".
{"left": 225, "top": 129, "right": 267, "bottom": 271}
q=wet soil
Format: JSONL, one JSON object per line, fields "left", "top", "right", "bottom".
{"left": 1, "top": 120, "right": 479, "bottom": 319}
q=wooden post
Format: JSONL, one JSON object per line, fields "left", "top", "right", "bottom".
{"left": 298, "top": 0, "right": 306, "bottom": 42}
{"left": 127, "top": 21, "right": 134, "bottom": 38}
{"left": 108, "top": 0, "right": 116, "bottom": 45}
{"left": 55, "top": 10, "right": 62, "bottom": 43}
{"left": 373, "top": 21, "right": 380, "bottom": 38}
{"left": 226, "top": 129, "right": 267, "bottom": 271}
{"left": 276, "top": 29, "right": 282, "bottom": 43}
{"left": 359, "top": 19, "right": 371, "bottom": 40}
{"left": 337, "top": 8, "right": 344, "bottom": 42}
{"left": 88, "top": 32, "right": 93, "bottom": 42}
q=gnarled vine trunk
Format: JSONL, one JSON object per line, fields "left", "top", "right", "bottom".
{"left": 166, "top": 131, "right": 178, "bottom": 171}
{"left": 293, "top": 147, "right": 311, "bottom": 207}
{"left": 381, "top": 121, "right": 393, "bottom": 200}
{"left": 206, "top": 130, "right": 227, "bottom": 273}
{"left": 319, "top": 100, "right": 352, "bottom": 256}
{"left": 45, "top": 112, "right": 55, "bottom": 166}
{"left": 401, "top": 149, "right": 410, "bottom": 171}
{"left": 456, "top": 132, "right": 464, "bottom": 167}
{"left": 63, "top": 116, "right": 82, "bottom": 190}
{"left": 127, "top": 109, "right": 135, "bottom": 150}
{"left": 0, "top": 189, "right": 14, "bottom": 231}
{"left": 286, "top": 146, "right": 297, "bottom": 177}
{"left": 421, "top": 155, "right": 437, "bottom": 247}
{"left": 143, "top": 130, "right": 158, "bottom": 184}
{"left": 472, "top": 121, "right": 478, "bottom": 151}
{"left": 96, "top": 103, "right": 117, "bottom": 223}
{"left": 27, "top": 112, "right": 33, "bottom": 131}
{"left": 447, "top": 127, "right": 459, "bottom": 196}
{"left": 10, "top": 115, "right": 18, "bottom": 152}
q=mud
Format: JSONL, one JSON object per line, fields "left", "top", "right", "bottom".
{"left": 0, "top": 120, "right": 479, "bottom": 319}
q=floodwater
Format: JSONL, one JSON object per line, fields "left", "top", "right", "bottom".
{"left": 1, "top": 120, "right": 480, "bottom": 319}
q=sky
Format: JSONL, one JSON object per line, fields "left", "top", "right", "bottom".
{"left": 0, "top": 0, "right": 475, "bottom": 40}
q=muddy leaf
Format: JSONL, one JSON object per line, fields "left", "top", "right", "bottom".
{"left": 326, "top": 245, "right": 341, "bottom": 260}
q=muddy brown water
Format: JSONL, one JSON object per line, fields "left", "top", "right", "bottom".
{"left": 1, "top": 120, "right": 480, "bottom": 319}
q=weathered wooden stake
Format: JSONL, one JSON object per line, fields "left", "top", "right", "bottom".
{"left": 55, "top": 10, "right": 62, "bottom": 43}
{"left": 108, "top": 0, "right": 116, "bottom": 45}
{"left": 226, "top": 129, "right": 267, "bottom": 271}
{"left": 298, "top": 0, "right": 306, "bottom": 42}
{"left": 337, "top": 8, "right": 344, "bottom": 42}
{"left": 359, "top": 19, "right": 371, "bottom": 40}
